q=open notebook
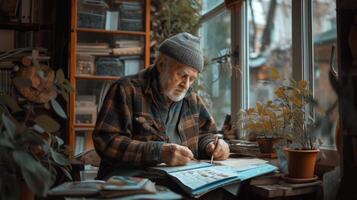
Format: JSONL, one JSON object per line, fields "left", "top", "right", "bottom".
{"left": 150, "top": 159, "right": 277, "bottom": 197}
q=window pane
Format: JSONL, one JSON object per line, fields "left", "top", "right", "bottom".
{"left": 248, "top": 0, "right": 292, "bottom": 106}
{"left": 202, "top": 0, "right": 223, "bottom": 14}
{"left": 199, "top": 11, "right": 231, "bottom": 128}
{"left": 312, "top": 0, "right": 337, "bottom": 148}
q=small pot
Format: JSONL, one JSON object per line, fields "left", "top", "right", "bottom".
{"left": 284, "top": 148, "right": 319, "bottom": 179}
{"left": 256, "top": 137, "right": 280, "bottom": 154}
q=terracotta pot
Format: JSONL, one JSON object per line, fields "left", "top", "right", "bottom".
{"left": 256, "top": 137, "right": 280, "bottom": 154}
{"left": 284, "top": 148, "right": 319, "bottom": 179}
{"left": 19, "top": 181, "right": 34, "bottom": 200}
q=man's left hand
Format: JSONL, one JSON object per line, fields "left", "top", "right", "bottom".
{"left": 206, "top": 139, "right": 230, "bottom": 160}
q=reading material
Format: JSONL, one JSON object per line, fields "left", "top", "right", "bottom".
{"left": 150, "top": 159, "right": 277, "bottom": 197}
{"left": 48, "top": 176, "right": 156, "bottom": 198}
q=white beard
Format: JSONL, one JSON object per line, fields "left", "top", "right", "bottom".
{"left": 164, "top": 89, "right": 187, "bottom": 102}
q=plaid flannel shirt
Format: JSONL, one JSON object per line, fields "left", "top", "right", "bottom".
{"left": 93, "top": 66, "right": 216, "bottom": 176}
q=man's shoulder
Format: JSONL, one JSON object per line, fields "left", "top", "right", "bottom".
{"left": 113, "top": 67, "right": 151, "bottom": 89}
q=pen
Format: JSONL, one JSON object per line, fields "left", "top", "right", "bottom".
{"left": 210, "top": 136, "right": 219, "bottom": 164}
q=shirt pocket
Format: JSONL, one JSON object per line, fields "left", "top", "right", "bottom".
{"left": 132, "top": 112, "right": 167, "bottom": 141}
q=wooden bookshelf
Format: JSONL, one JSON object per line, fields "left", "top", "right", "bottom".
{"left": 76, "top": 28, "right": 146, "bottom": 36}
{"left": 68, "top": 0, "right": 151, "bottom": 153}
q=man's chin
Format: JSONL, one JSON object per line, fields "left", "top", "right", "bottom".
{"left": 166, "top": 92, "right": 186, "bottom": 102}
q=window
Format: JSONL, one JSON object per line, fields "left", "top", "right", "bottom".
{"left": 248, "top": 0, "right": 292, "bottom": 106}
{"left": 199, "top": 3, "right": 231, "bottom": 128}
{"left": 202, "top": 0, "right": 224, "bottom": 14}
{"left": 312, "top": 0, "right": 337, "bottom": 148}
{"left": 199, "top": 0, "right": 337, "bottom": 146}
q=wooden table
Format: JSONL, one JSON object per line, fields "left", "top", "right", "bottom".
{"left": 247, "top": 174, "right": 322, "bottom": 200}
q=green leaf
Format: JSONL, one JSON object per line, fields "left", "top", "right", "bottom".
{"left": 50, "top": 99, "right": 67, "bottom": 119}
{"left": 34, "top": 115, "right": 60, "bottom": 133}
{"left": 60, "top": 86, "right": 69, "bottom": 102}
{"left": 59, "top": 165, "right": 73, "bottom": 181}
{"left": 0, "top": 95, "right": 21, "bottom": 112}
{"left": 12, "top": 150, "right": 52, "bottom": 197}
{"left": 0, "top": 137, "right": 15, "bottom": 149}
{"left": 2, "top": 114, "right": 15, "bottom": 139}
{"left": 63, "top": 79, "right": 75, "bottom": 92}
{"left": 13, "top": 77, "right": 32, "bottom": 89}
{"left": 50, "top": 148, "right": 70, "bottom": 166}
{"left": 55, "top": 136, "right": 64, "bottom": 146}
{"left": 56, "top": 69, "right": 65, "bottom": 84}
{"left": 33, "top": 124, "right": 45, "bottom": 133}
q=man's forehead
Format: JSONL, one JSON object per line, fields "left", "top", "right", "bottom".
{"left": 176, "top": 65, "right": 198, "bottom": 76}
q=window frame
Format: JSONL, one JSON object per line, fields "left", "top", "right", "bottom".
{"left": 199, "top": 1, "right": 335, "bottom": 148}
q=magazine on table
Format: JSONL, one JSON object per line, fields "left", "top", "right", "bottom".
{"left": 48, "top": 176, "right": 156, "bottom": 198}
{"left": 149, "top": 159, "right": 277, "bottom": 198}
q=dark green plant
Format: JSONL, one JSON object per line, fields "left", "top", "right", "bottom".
{"left": 151, "top": 0, "right": 201, "bottom": 44}
{"left": 0, "top": 68, "right": 74, "bottom": 200}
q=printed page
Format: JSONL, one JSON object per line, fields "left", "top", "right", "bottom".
{"left": 213, "top": 158, "right": 268, "bottom": 171}
{"left": 169, "top": 165, "right": 239, "bottom": 191}
{"left": 150, "top": 161, "right": 212, "bottom": 173}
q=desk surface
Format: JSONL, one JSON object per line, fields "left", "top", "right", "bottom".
{"left": 248, "top": 174, "right": 322, "bottom": 199}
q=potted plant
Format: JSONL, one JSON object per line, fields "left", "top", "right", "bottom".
{"left": 239, "top": 67, "right": 324, "bottom": 179}
{"left": 268, "top": 68, "right": 323, "bottom": 180}
{"left": 0, "top": 66, "right": 73, "bottom": 200}
{"left": 238, "top": 100, "right": 285, "bottom": 154}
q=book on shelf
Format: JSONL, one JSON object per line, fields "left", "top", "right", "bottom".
{"left": 115, "top": 40, "right": 143, "bottom": 48}
{"left": 122, "top": 56, "right": 142, "bottom": 75}
{"left": 149, "top": 159, "right": 277, "bottom": 198}
{"left": 77, "top": 43, "right": 112, "bottom": 55}
{"left": 48, "top": 176, "right": 156, "bottom": 198}
{"left": 112, "top": 47, "right": 143, "bottom": 55}
{"left": 105, "top": 11, "right": 119, "bottom": 30}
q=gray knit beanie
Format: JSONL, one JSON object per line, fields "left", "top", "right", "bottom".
{"left": 158, "top": 32, "right": 203, "bottom": 72}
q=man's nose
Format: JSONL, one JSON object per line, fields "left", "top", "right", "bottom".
{"left": 180, "top": 77, "right": 190, "bottom": 89}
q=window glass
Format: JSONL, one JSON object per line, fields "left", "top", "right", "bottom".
{"left": 199, "top": 11, "right": 231, "bottom": 128}
{"left": 312, "top": 0, "right": 337, "bottom": 148}
{"left": 202, "top": 0, "right": 223, "bottom": 14}
{"left": 248, "top": 0, "right": 292, "bottom": 106}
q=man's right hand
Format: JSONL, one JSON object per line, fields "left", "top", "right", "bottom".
{"left": 160, "top": 143, "right": 194, "bottom": 166}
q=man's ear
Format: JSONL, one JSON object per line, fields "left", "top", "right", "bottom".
{"left": 156, "top": 55, "right": 165, "bottom": 73}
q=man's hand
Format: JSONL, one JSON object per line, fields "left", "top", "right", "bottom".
{"left": 160, "top": 143, "right": 194, "bottom": 166}
{"left": 206, "top": 139, "right": 230, "bottom": 160}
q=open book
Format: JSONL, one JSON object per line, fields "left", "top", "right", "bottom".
{"left": 48, "top": 176, "right": 156, "bottom": 198}
{"left": 150, "top": 159, "right": 277, "bottom": 198}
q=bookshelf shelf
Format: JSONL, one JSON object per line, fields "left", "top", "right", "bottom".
{"left": 75, "top": 75, "right": 120, "bottom": 81}
{"left": 74, "top": 124, "right": 95, "bottom": 129}
{"left": 69, "top": 0, "right": 151, "bottom": 154}
{"left": 76, "top": 28, "right": 146, "bottom": 36}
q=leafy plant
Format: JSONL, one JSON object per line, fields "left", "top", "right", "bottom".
{"left": 151, "top": 0, "right": 201, "bottom": 45}
{"left": 0, "top": 67, "right": 74, "bottom": 200}
{"left": 238, "top": 67, "right": 323, "bottom": 149}
{"left": 238, "top": 100, "right": 288, "bottom": 139}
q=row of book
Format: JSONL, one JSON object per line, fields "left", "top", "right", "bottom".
{"left": 77, "top": 0, "right": 144, "bottom": 31}
{"left": 77, "top": 42, "right": 143, "bottom": 56}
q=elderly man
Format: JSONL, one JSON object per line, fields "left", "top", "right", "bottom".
{"left": 93, "top": 32, "right": 230, "bottom": 180}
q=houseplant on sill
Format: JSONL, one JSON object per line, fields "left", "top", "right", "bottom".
{"left": 0, "top": 65, "right": 73, "bottom": 200}
{"left": 239, "top": 67, "right": 325, "bottom": 179}
{"left": 268, "top": 68, "right": 324, "bottom": 180}
{"left": 238, "top": 100, "right": 285, "bottom": 154}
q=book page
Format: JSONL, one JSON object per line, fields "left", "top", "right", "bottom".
{"left": 169, "top": 165, "right": 239, "bottom": 191}
{"left": 213, "top": 158, "right": 268, "bottom": 171}
{"left": 151, "top": 161, "right": 212, "bottom": 173}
